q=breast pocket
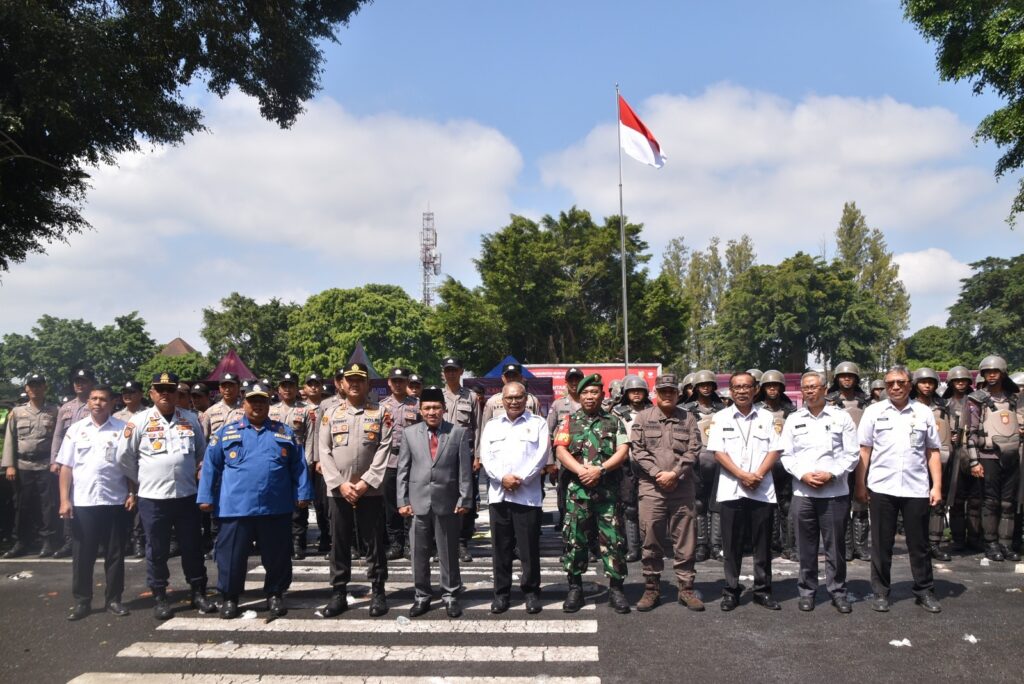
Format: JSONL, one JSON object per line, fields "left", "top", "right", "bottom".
{"left": 222, "top": 440, "right": 245, "bottom": 467}
{"left": 911, "top": 427, "right": 927, "bottom": 449}
{"left": 670, "top": 428, "right": 690, "bottom": 452}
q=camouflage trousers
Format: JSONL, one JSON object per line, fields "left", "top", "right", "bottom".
{"left": 561, "top": 483, "right": 627, "bottom": 581}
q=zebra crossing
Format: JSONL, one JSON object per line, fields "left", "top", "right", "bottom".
{"left": 67, "top": 504, "right": 608, "bottom": 683}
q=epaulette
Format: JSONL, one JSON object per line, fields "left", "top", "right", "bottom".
{"left": 967, "top": 388, "right": 991, "bottom": 406}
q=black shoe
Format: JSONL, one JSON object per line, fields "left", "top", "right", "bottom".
{"left": 203, "top": 550, "right": 213, "bottom": 560}
{"left": 320, "top": 592, "right": 348, "bottom": 618}
{"left": 168, "top": 540, "right": 180, "bottom": 557}
{"left": 153, "top": 594, "right": 174, "bottom": 621}
{"left": 695, "top": 545, "right": 709, "bottom": 563}
{"left": 1000, "top": 544, "right": 1021, "bottom": 562}
{"left": 563, "top": 585, "right": 584, "bottom": 613}
{"left": 798, "top": 596, "right": 814, "bottom": 612}
{"left": 133, "top": 540, "right": 146, "bottom": 559}
{"left": 292, "top": 539, "right": 306, "bottom": 561}
{"left": 524, "top": 593, "right": 542, "bottom": 614}
{"left": 317, "top": 539, "right": 331, "bottom": 553}
{"left": 608, "top": 586, "right": 630, "bottom": 614}
{"left": 720, "top": 593, "right": 739, "bottom": 612}
{"left": 929, "top": 544, "right": 952, "bottom": 562}
{"left": 445, "top": 599, "right": 463, "bottom": 618}
{"left": 985, "top": 543, "right": 1005, "bottom": 561}
{"left": 386, "top": 544, "right": 404, "bottom": 561}
{"left": 458, "top": 543, "right": 473, "bottom": 563}
{"left": 219, "top": 597, "right": 239, "bottom": 619}
{"left": 854, "top": 548, "right": 871, "bottom": 562}
{"left": 39, "top": 541, "right": 58, "bottom": 557}
{"left": 67, "top": 601, "right": 91, "bottom": 621}
{"left": 402, "top": 545, "right": 412, "bottom": 560}
{"left": 870, "top": 595, "right": 890, "bottom": 612}
{"left": 368, "top": 593, "right": 388, "bottom": 617}
{"left": 710, "top": 546, "right": 724, "bottom": 562}
{"left": 191, "top": 590, "right": 217, "bottom": 614}
{"left": 3, "top": 542, "right": 28, "bottom": 558}
{"left": 106, "top": 600, "right": 130, "bottom": 617}
{"left": 915, "top": 592, "right": 942, "bottom": 613}
{"left": 490, "top": 596, "right": 510, "bottom": 614}
{"left": 625, "top": 549, "right": 641, "bottom": 562}
{"left": 831, "top": 596, "right": 852, "bottom": 614}
{"left": 267, "top": 595, "right": 287, "bottom": 618}
{"left": 752, "top": 594, "right": 781, "bottom": 611}
{"left": 409, "top": 598, "right": 431, "bottom": 618}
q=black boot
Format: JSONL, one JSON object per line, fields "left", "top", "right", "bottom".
{"left": 319, "top": 591, "right": 348, "bottom": 618}
{"left": 625, "top": 517, "right": 642, "bottom": 562}
{"left": 607, "top": 580, "right": 630, "bottom": 614}
{"left": 998, "top": 513, "right": 1021, "bottom": 561}
{"left": 3, "top": 541, "right": 28, "bottom": 558}
{"left": 133, "top": 538, "right": 146, "bottom": 559}
{"left": 929, "top": 543, "right": 952, "bottom": 562}
{"left": 843, "top": 516, "right": 855, "bottom": 562}
{"left": 853, "top": 513, "right": 871, "bottom": 561}
{"left": 219, "top": 595, "right": 239, "bottom": 619}
{"left": 153, "top": 590, "right": 174, "bottom": 620}
{"left": 191, "top": 585, "right": 217, "bottom": 614}
{"left": 368, "top": 583, "right": 388, "bottom": 617}
{"left": 781, "top": 505, "right": 796, "bottom": 560}
{"left": 985, "top": 542, "right": 1005, "bottom": 561}
{"left": 710, "top": 512, "right": 724, "bottom": 562}
{"left": 563, "top": 576, "right": 584, "bottom": 613}
{"left": 458, "top": 542, "right": 473, "bottom": 563}
{"left": 292, "top": 537, "right": 306, "bottom": 561}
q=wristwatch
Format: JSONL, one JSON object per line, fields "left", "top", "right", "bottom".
{"left": 599, "top": 464, "right": 607, "bottom": 476}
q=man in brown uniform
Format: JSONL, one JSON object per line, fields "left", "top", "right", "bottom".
{"left": 269, "top": 371, "right": 314, "bottom": 560}
{"left": 317, "top": 362, "right": 394, "bottom": 618}
{"left": 198, "top": 373, "right": 243, "bottom": 439}
{"left": 440, "top": 357, "right": 480, "bottom": 560}
{"left": 3, "top": 374, "right": 60, "bottom": 558}
{"left": 630, "top": 374, "right": 704, "bottom": 611}
{"left": 381, "top": 367, "right": 421, "bottom": 560}
{"left": 50, "top": 367, "right": 96, "bottom": 557}
{"left": 114, "top": 380, "right": 147, "bottom": 558}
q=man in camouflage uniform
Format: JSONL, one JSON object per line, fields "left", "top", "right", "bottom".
{"left": 268, "top": 371, "right": 314, "bottom": 560}
{"left": 553, "top": 374, "right": 630, "bottom": 614}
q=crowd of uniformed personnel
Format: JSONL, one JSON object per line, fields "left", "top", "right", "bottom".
{"left": 0, "top": 353, "right": 1021, "bottom": 620}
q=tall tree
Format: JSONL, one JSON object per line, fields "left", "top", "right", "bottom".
{"left": 682, "top": 237, "right": 728, "bottom": 369}
{"left": 903, "top": 1, "right": 1024, "bottom": 224}
{"left": 94, "top": 312, "right": 158, "bottom": 387}
{"left": 201, "top": 293, "right": 298, "bottom": 378}
{"left": 725, "top": 235, "right": 757, "bottom": 285}
{"left": 136, "top": 352, "right": 212, "bottom": 386}
{"left": 946, "top": 254, "right": 1024, "bottom": 368}
{"left": 426, "top": 278, "right": 506, "bottom": 376}
{"left": 901, "top": 325, "right": 973, "bottom": 370}
{"left": 660, "top": 236, "right": 690, "bottom": 292}
{"left": 0, "top": 0, "right": 370, "bottom": 272}
{"left": 287, "top": 285, "right": 438, "bottom": 382}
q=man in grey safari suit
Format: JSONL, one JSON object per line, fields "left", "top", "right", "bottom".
{"left": 397, "top": 385, "right": 473, "bottom": 618}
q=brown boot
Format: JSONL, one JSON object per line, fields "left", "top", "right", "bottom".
{"left": 678, "top": 583, "right": 705, "bottom": 612}
{"left": 636, "top": 576, "right": 661, "bottom": 612}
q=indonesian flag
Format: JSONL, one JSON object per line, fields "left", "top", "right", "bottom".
{"left": 618, "top": 94, "right": 666, "bottom": 168}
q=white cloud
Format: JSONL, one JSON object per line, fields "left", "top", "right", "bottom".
{"left": 539, "top": 83, "right": 1011, "bottom": 264}
{"left": 894, "top": 248, "right": 973, "bottom": 331}
{"left": 0, "top": 94, "right": 522, "bottom": 347}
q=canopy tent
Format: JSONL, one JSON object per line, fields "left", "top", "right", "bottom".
{"left": 205, "top": 349, "right": 257, "bottom": 383}
{"left": 484, "top": 355, "right": 536, "bottom": 379}
{"left": 347, "top": 341, "right": 382, "bottom": 379}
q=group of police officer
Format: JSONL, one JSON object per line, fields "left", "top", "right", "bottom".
{"left": 1, "top": 353, "right": 1021, "bottom": 620}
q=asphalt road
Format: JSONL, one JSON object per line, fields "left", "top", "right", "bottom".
{"left": 2, "top": 507, "right": 1023, "bottom": 684}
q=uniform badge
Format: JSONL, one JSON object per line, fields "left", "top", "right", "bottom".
{"left": 229, "top": 451, "right": 237, "bottom": 459}
{"left": 280, "top": 447, "right": 288, "bottom": 457}
{"left": 123, "top": 424, "right": 134, "bottom": 439}
{"left": 322, "top": 414, "right": 329, "bottom": 426}
{"left": 553, "top": 415, "right": 572, "bottom": 447}
{"left": 209, "top": 435, "right": 218, "bottom": 446}
{"left": 1001, "top": 411, "right": 1010, "bottom": 425}
{"left": 151, "top": 440, "right": 163, "bottom": 451}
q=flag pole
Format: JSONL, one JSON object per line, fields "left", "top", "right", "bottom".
{"left": 616, "top": 84, "right": 630, "bottom": 374}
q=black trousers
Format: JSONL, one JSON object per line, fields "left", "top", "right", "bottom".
{"left": 215, "top": 514, "right": 292, "bottom": 598}
{"left": 489, "top": 501, "right": 541, "bottom": 597}
{"left": 381, "top": 467, "right": 406, "bottom": 546}
{"left": 72, "top": 505, "right": 129, "bottom": 604}
{"left": 0, "top": 476, "right": 15, "bottom": 542}
{"left": 869, "top": 490, "right": 933, "bottom": 598}
{"left": 459, "top": 470, "right": 480, "bottom": 543}
{"left": 137, "top": 495, "right": 208, "bottom": 592}
{"left": 720, "top": 497, "right": 773, "bottom": 596}
{"left": 13, "top": 468, "right": 59, "bottom": 545}
{"left": 793, "top": 495, "right": 849, "bottom": 598}
{"left": 292, "top": 465, "right": 331, "bottom": 544}
{"left": 327, "top": 495, "right": 387, "bottom": 590}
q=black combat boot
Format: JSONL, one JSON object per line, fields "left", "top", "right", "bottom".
{"left": 152, "top": 589, "right": 174, "bottom": 621}
{"left": 319, "top": 591, "right": 348, "bottom": 618}
{"left": 625, "top": 517, "right": 642, "bottom": 562}
{"left": 191, "top": 584, "right": 217, "bottom": 614}
{"left": 563, "top": 576, "right": 584, "bottom": 613}
{"left": 607, "top": 579, "right": 630, "bottom": 614}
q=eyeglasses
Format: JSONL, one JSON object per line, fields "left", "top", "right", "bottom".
{"left": 503, "top": 395, "right": 526, "bottom": 402}
{"left": 885, "top": 380, "right": 909, "bottom": 387}
{"left": 730, "top": 384, "right": 754, "bottom": 391}
{"left": 800, "top": 385, "right": 823, "bottom": 391}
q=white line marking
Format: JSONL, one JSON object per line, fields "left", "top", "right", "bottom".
{"left": 251, "top": 567, "right": 594, "bottom": 577}
{"left": 236, "top": 596, "right": 596, "bottom": 611}
{"left": 117, "top": 642, "right": 600, "bottom": 662}
{"left": 71, "top": 675, "right": 600, "bottom": 684}
{"left": 157, "top": 617, "right": 597, "bottom": 633}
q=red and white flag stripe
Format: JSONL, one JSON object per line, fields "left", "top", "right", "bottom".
{"left": 618, "top": 94, "right": 666, "bottom": 168}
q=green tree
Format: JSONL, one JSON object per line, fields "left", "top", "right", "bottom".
{"left": 660, "top": 236, "right": 690, "bottom": 292}
{"left": 0, "top": 0, "right": 370, "bottom": 272}
{"left": 902, "top": 325, "right": 973, "bottom": 370}
{"left": 682, "top": 237, "right": 728, "bottom": 369}
{"left": 903, "top": 1, "right": 1024, "bottom": 224}
{"left": 946, "top": 254, "right": 1024, "bottom": 368}
{"left": 426, "top": 278, "right": 506, "bottom": 375}
{"left": 136, "top": 352, "right": 213, "bottom": 386}
{"left": 94, "top": 313, "right": 158, "bottom": 387}
{"left": 633, "top": 272, "right": 692, "bottom": 370}
{"left": 288, "top": 285, "right": 438, "bottom": 382}
{"left": 725, "top": 235, "right": 757, "bottom": 285}
{"left": 202, "top": 293, "right": 298, "bottom": 378}
{"left": 833, "top": 202, "right": 909, "bottom": 370}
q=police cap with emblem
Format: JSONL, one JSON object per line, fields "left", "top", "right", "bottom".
{"left": 122, "top": 380, "right": 142, "bottom": 393}
{"left": 305, "top": 372, "right": 321, "bottom": 384}
{"left": 244, "top": 381, "right": 272, "bottom": 399}
{"left": 151, "top": 372, "right": 179, "bottom": 390}
{"left": 190, "top": 382, "right": 207, "bottom": 396}
{"left": 26, "top": 373, "right": 46, "bottom": 386}
{"left": 389, "top": 367, "right": 409, "bottom": 380}
{"left": 503, "top": 363, "right": 523, "bottom": 377}
{"left": 343, "top": 363, "right": 369, "bottom": 379}
{"left": 71, "top": 368, "right": 96, "bottom": 382}
{"left": 408, "top": 373, "right": 423, "bottom": 386}
{"left": 565, "top": 367, "right": 584, "bottom": 381}
{"left": 442, "top": 356, "right": 463, "bottom": 370}
{"left": 278, "top": 371, "right": 299, "bottom": 385}
{"left": 219, "top": 372, "right": 239, "bottom": 386}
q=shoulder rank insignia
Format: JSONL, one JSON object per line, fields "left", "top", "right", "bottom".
{"left": 123, "top": 423, "right": 135, "bottom": 439}
{"left": 209, "top": 435, "right": 218, "bottom": 446}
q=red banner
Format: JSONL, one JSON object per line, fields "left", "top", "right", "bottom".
{"left": 526, "top": 363, "right": 663, "bottom": 398}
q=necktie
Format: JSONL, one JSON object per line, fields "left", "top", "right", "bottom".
{"left": 429, "top": 429, "right": 439, "bottom": 461}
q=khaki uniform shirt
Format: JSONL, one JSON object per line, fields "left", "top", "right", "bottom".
{"left": 629, "top": 405, "right": 701, "bottom": 499}
{"left": 199, "top": 399, "right": 243, "bottom": 445}
{"left": 309, "top": 394, "right": 345, "bottom": 463}
{"left": 269, "top": 400, "right": 313, "bottom": 464}
{"left": 380, "top": 395, "right": 420, "bottom": 467}
{"left": 444, "top": 385, "right": 479, "bottom": 449}
{"left": 51, "top": 397, "right": 88, "bottom": 464}
{"left": 3, "top": 403, "right": 59, "bottom": 471}
{"left": 318, "top": 401, "right": 393, "bottom": 495}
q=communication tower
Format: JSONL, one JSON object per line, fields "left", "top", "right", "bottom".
{"left": 420, "top": 211, "right": 442, "bottom": 306}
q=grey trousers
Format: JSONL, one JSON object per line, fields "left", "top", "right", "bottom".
{"left": 411, "top": 511, "right": 462, "bottom": 601}
{"left": 794, "top": 494, "right": 849, "bottom": 598}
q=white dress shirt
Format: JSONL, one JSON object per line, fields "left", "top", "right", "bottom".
{"left": 858, "top": 400, "right": 940, "bottom": 498}
{"left": 56, "top": 415, "right": 129, "bottom": 506}
{"left": 479, "top": 410, "right": 550, "bottom": 507}
{"left": 115, "top": 406, "right": 205, "bottom": 499}
{"left": 779, "top": 405, "right": 859, "bottom": 498}
{"left": 707, "top": 406, "right": 780, "bottom": 503}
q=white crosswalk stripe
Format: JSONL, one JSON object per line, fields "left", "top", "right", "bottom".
{"left": 70, "top": 675, "right": 601, "bottom": 684}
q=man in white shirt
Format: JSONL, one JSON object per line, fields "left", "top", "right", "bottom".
{"left": 56, "top": 385, "right": 133, "bottom": 621}
{"left": 779, "top": 372, "right": 859, "bottom": 614}
{"left": 479, "top": 381, "right": 550, "bottom": 615}
{"left": 855, "top": 366, "right": 943, "bottom": 614}
{"left": 707, "top": 371, "right": 782, "bottom": 611}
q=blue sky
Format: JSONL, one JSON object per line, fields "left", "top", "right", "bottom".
{"left": 4, "top": 0, "right": 1024, "bottom": 356}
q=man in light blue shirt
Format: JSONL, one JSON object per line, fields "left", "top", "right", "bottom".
{"left": 780, "top": 371, "right": 859, "bottom": 614}
{"left": 479, "top": 381, "right": 550, "bottom": 614}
